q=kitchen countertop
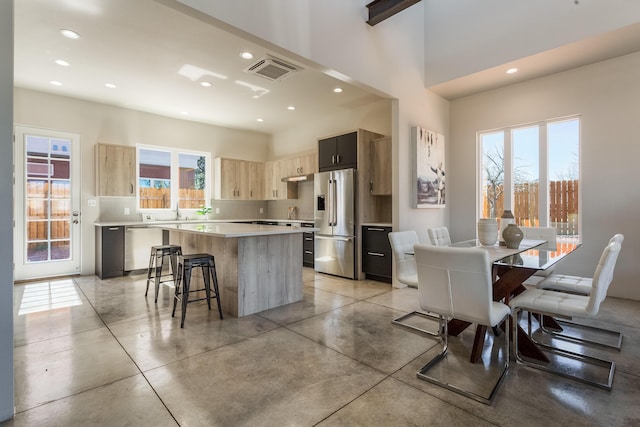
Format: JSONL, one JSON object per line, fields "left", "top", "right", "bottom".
{"left": 94, "top": 218, "right": 315, "bottom": 227}
{"left": 151, "top": 222, "right": 318, "bottom": 238}
{"left": 361, "top": 222, "right": 392, "bottom": 227}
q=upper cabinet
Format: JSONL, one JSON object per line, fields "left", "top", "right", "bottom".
{"left": 369, "top": 137, "right": 392, "bottom": 195}
{"left": 318, "top": 132, "right": 357, "bottom": 171}
{"left": 282, "top": 153, "right": 318, "bottom": 177}
{"left": 95, "top": 143, "right": 136, "bottom": 196}
{"left": 214, "top": 158, "right": 264, "bottom": 200}
{"left": 264, "top": 160, "right": 297, "bottom": 200}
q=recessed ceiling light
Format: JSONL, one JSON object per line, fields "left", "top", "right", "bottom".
{"left": 333, "top": 87, "right": 343, "bottom": 93}
{"left": 506, "top": 68, "right": 519, "bottom": 74}
{"left": 55, "top": 59, "right": 70, "bottom": 67}
{"left": 181, "top": 111, "right": 189, "bottom": 115}
{"left": 60, "top": 29, "right": 80, "bottom": 39}
{"left": 241, "top": 52, "right": 254, "bottom": 60}
{"left": 50, "top": 80, "right": 62, "bottom": 86}
{"left": 257, "top": 118, "right": 264, "bottom": 122}
{"left": 105, "top": 83, "right": 116, "bottom": 89}
{"left": 200, "top": 81, "right": 212, "bottom": 87}
{"left": 287, "top": 106, "right": 295, "bottom": 110}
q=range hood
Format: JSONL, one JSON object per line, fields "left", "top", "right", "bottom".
{"left": 281, "top": 174, "right": 314, "bottom": 182}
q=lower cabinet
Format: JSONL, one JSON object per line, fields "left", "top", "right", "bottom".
{"left": 302, "top": 222, "right": 315, "bottom": 268}
{"left": 96, "top": 226, "right": 124, "bottom": 279}
{"left": 361, "top": 225, "right": 392, "bottom": 283}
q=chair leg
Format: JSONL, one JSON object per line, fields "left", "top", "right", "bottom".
{"left": 145, "top": 249, "right": 155, "bottom": 297}
{"left": 538, "top": 315, "right": 623, "bottom": 350}
{"left": 180, "top": 264, "right": 191, "bottom": 328}
{"left": 202, "top": 264, "right": 212, "bottom": 310}
{"left": 415, "top": 315, "right": 509, "bottom": 405}
{"left": 513, "top": 308, "right": 615, "bottom": 390}
{"left": 392, "top": 311, "right": 441, "bottom": 337}
{"left": 209, "top": 259, "right": 223, "bottom": 319}
{"left": 171, "top": 262, "right": 183, "bottom": 318}
{"left": 154, "top": 252, "right": 163, "bottom": 303}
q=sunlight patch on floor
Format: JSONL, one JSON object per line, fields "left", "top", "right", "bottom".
{"left": 18, "top": 279, "right": 82, "bottom": 315}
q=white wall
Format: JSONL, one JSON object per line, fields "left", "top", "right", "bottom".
{"left": 177, "top": 0, "right": 451, "bottom": 248}
{"left": 14, "top": 88, "right": 271, "bottom": 275}
{"left": 0, "top": 2, "right": 14, "bottom": 421}
{"left": 423, "top": 0, "right": 640, "bottom": 86}
{"left": 450, "top": 52, "right": 640, "bottom": 300}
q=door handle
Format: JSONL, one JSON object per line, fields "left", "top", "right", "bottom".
{"left": 72, "top": 210, "right": 80, "bottom": 224}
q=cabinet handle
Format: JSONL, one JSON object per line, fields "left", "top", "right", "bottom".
{"left": 369, "top": 181, "right": 373, "bottom": 193}
{"left": 367, "top": 252, "right": 385, "bottom": 257}
{"left": 367, "top": 227, "right": 385, "bottom": 232}
{"left": 108, "top": 227, "right": 120, "bottom": 231}
{"left": 304, "top": 237, "right": 313, "bottom": 241}
{"left": 304, "top": 250, "right": 313, "bottom": 254}
{"left": 130, "top": 183, "right": 134, "bottom": 194}
{"left": 336, "top": 154, "right": 341, "bottom": 163}
{"left": 331, "top": 155, "right": 336, "bottom": 164}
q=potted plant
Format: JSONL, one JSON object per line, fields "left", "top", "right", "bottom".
{"left": 196, "top": 205, "right": 212, "bottom": 220}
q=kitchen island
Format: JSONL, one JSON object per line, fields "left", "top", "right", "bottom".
{"left": 153, "top": 222, "right": 314, "bottom": 317}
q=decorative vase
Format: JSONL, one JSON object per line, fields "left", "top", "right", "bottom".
{"left": 502, "top": 223, "right": 524, "bottom": 249}
{"left": 477, "top": 218, "right": 498, "bottom": 246}
{"left": 499, "top": 209, "right": 515, "bottom": 245}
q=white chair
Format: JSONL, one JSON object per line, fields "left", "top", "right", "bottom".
{"left": 538, "top": 233, "right": 624, "bottom": 294}
{"left": 427, "top": 226, "right": 451, "bottom": 246}
{"left": 388, "top": 231, "right": 439, "bottom": 337}
{"left": 509, "top": 240, "right": 622, "bottom": 390}
{"left": 536, "top": 233, "right": 624, "bottom": 349}
{"left": 387, "top": 231, "right": 419, "bottom": 288}
{"left": 413, "top": 243, "right": 511, "bottom": 404}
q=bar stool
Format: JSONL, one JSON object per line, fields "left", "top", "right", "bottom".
{"left": 145, "top": 244, "right": 182, "bottom": 303}
{"left": 172, "top": 253, "right": 223, "bottom": 327}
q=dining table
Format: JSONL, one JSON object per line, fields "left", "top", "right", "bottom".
{"left": 444, "top": 238, "right": 582, "bottom": 363}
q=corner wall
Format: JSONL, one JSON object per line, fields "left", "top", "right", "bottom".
{"left": 450, "top": 52, "right": 640, "bottom": 300}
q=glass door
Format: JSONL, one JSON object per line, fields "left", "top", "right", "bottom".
{"left": 14, "top": 126, "right": 81, "bottom": 281}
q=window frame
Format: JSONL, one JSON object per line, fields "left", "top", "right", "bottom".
{"left": 476, "top": 115, "right": 581, "bottom": 235}
{"left": 136, "top": 144, "right": 211, "bottom": 212}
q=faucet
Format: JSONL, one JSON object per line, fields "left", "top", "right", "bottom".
{"left": 176, "top": 203, "right": 182, "bottom": 220}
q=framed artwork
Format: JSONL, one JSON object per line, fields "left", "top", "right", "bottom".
{"left": 412, "top": 126, "right": 445, "bottom": 208}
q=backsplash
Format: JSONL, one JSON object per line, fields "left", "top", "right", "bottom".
{"left": 97, "top": 180, "right": 314, "bottom": 222}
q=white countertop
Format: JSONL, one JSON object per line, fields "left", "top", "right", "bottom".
{"left": 151, "top": 222, "right": 318, "bottom": 238}
{"left": 361, "top": 222, "right": 392, "bottom": 227}
{"left": 94, "top": 218, "right": 314, "bottom": 227}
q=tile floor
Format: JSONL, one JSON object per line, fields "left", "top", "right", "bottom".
{"left": 4, "top": 269, "right": 640, "bottom": 426}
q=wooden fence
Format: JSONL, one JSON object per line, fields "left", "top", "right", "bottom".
{"left": 483, "top": 180, "right": 579, "bottom": 235}
{"left": 139, "top": 188, "right": 205, "bottom": 209}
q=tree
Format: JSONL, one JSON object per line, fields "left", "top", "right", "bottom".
{"left": 483, "top": 145, "right": 504, "bottom": 218}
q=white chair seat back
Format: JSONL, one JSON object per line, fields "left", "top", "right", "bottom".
{"left": 428, "top": 227, "right": 451, "bottom": 246}
{"left": 521, "top": 227, "right": 557, "bottom": 250}
{"left": 388, "top": 231, "right": 419, "bottom": 287}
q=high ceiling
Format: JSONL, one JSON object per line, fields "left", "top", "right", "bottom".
{"left": 14, "top": 0, "right": 384, "bottom": 135}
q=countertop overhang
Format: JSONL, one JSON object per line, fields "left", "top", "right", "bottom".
{"left": 94, "top": 218, "right": 315, "bottom": 227}
{"left": 151, "top": 222, "right": 318, "bottom": 238}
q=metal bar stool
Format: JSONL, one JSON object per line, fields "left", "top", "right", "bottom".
{"left": 172, "top": 253, "right": 223, "bottom": 327}
{"left": 145, "top": 244, "right": 182, "bottom": 303}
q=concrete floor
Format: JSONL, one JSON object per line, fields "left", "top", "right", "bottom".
{"left": 5, "top": 268, "right": 640, "bottom": 426}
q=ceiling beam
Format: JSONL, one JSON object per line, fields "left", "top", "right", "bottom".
{"left": 366, "top": 0, "right": 421, "bottom": 26}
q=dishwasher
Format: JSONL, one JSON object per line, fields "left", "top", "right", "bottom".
{"left": 124, "top": 226, "right": 164, "bottom": 271}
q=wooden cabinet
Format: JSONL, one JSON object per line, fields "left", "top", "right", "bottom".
{"left": 96, "top": 143, "right": 136, "bottom": 196}
{"left": 318, "top": 132, "right": 357, "bottom": 171}
{"left": 361, "top": 225, "right": 392, "bottom": 283}
{"left": 264, "top": 160, "right": 298, "bottom": 200}
{"left": 370, "top": 137, "right": 392, "bottom": 195}
{"left": 214, "top": 158, "right": 264, "bottom": 200}
{"left": 95, "top": 226, "right": 124, "bottom": 279}
{"left": 283, "top": 153, "right": 317, "bottom": 177}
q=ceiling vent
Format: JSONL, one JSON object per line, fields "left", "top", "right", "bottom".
{"left": 245, "top": 55, "right": 301, "bottom": 82}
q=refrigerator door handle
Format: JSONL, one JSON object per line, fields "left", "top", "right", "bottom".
{"left": 332, "top": 179, "right": 338, "bottom": 226}
{"left": 328, "top": 179, "right": 335, "bottom": 226}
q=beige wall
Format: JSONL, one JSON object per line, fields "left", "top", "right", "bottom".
{"left": 0, "top": 1, "right": 14, "bottom": 421}
{"left": 450, "top": 52, "right": 640, "bottom": 300}
{"left": 13, "top": 88, "right": 271, "bottom": 275}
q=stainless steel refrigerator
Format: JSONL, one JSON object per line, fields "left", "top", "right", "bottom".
{"left": 314, "top": 168, "right": 356, "bottom": 279}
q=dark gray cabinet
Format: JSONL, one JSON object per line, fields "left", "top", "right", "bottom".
{"left": 318, "top": 131, "right": 358, "bottom": 171}
{"left": 361, "top": 225, "right": 392, "bottom": 283}
{"left": 301, "top": 222, "right": 315, "bottom": 267}
{"left": 95, "top": 226, "right": 124, "bottom": 279}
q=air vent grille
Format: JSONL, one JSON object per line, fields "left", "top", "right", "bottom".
{"left": 245, "top": 55, "right": 301, "bottom": 81}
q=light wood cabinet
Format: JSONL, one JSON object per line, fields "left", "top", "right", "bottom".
{"left": 96, "top": 143, "right": 136, "bottom": 196}
{"left": 283, "top": 153, "right": 317, "bottom": 177}
{"left": 215, "top": 158, "right": 264, "bottom": 200}
{"left": 370, "top": 137, "right": 392, "bottom": 195}
{"left": 264, "top": 160, "right": 297, "bottom": 200}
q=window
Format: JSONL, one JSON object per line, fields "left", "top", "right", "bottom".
{"left": 137, "top": 146, "right": 210, "bottom": 210}
{"left": 478, "top": 117, "right": 580, "bottom": 239}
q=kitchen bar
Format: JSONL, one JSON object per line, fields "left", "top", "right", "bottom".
{"left": 153, "top": 222, "right": 315, "bottom": 317}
